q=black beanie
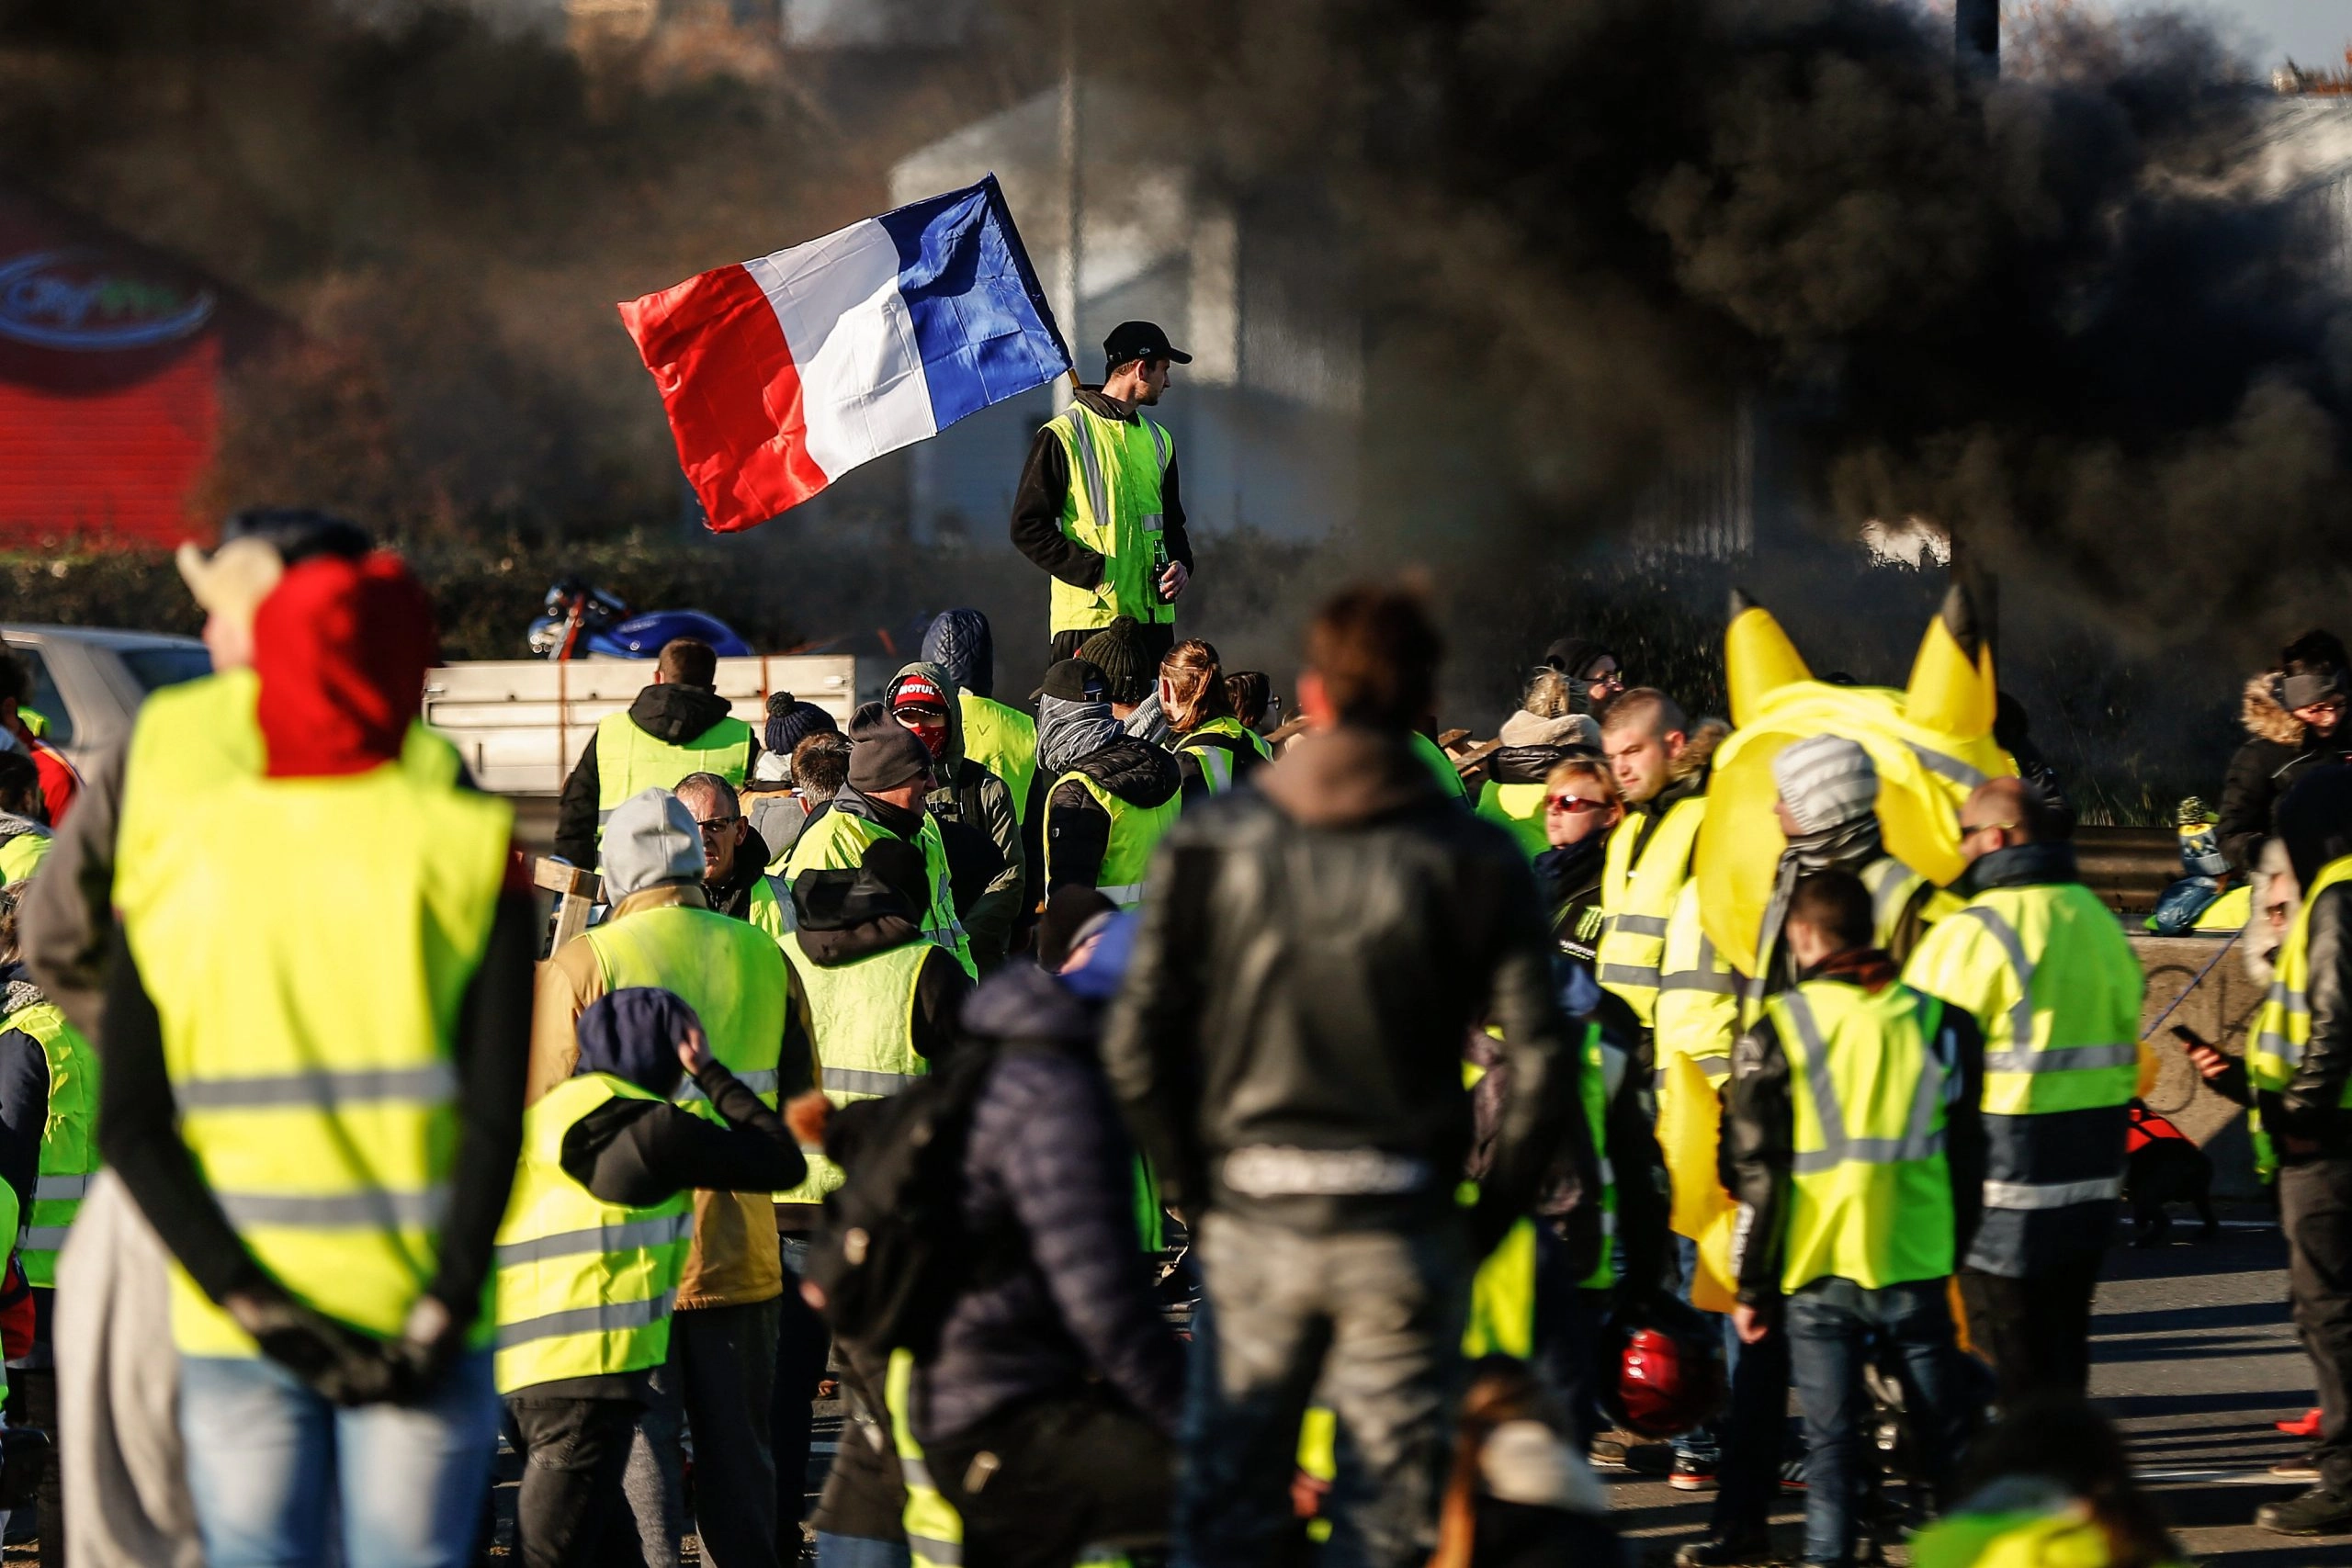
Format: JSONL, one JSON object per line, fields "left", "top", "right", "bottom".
{"left": 1078, "top": 618, "right": 1153, "bottom": 705}
{"left": 848, "top": 726, "right": 933, "bottom": 793}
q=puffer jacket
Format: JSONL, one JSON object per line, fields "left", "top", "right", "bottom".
{"left": 1100, "top": 725, "right": 1594, "bottom": 1254}
{"left": 913, "top": 963, "right": 1185, "bottom": 1446}
{"left": 1036, "top": 696, "right": 1182, "bottom": 895}
{"left": 887, "top": 660, "right": 1027, "bottom": 964}
{"left": 922, "top": 609, "right": 997, "bottom": 700}
{"left": 2220, "top": 673, "right": 2352, "bottom": 874}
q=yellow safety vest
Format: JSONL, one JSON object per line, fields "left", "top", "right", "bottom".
{"left": 1044, "top": 772, "right": 1182, "bottom": 908}
{"left": 2252, "top": 855, "right": 2352, "bottom": 1101}
{"left": 0, "top": 826, "right": 50, "bottom": 886}
{"left": 1598, "top": 795, "right": 1708, "bottom": 1027}
{"left": 1474, "top": 780, "right": 1553, "bottom": 862}
{"left": 960, "top": 693, "right": 1039, "bottom": 825}
{"left": 1043, "top": 403, "right": 1176, "bottom": 635}
{"left": 1902, "top": 876, "right": 2143, "bottom": 1271}
{"left": 591, "top": 708, "right": 752, "bottom": 846}
{"left": 786, "top": 808, "right": 976, "bottom": 979}
{"left": 492, "top": 1073, "right": 693, "bottom": 1394}
{"left": 1175, "top": 716, "right": 1271, "bottom": 796}
{"left": 3, "top": 993, "right": 98, "bottom": 1288}
{"left": 121, "top": 763, "right": 511, "bottom": 1357}
{"left": 1770, "top": 982, "right": 1955, "bottom": 1293}
{"left": 747, "top": 874, "right": 796, "bottom": 948}
{"left": 1410, "top": 731, "right": 1470, "bottom": 805}
{"left": 888, "top": 1348, "right": 966, "bottom": 1568}
{"left": 774, "top": 933, "right": 931, "bottom": 1202}
{"left": 582, "top": 904, "right": 787, "bottom": 1116}
{"left": 1911, "top": 1497, "right": 2154, "bottom": 1568}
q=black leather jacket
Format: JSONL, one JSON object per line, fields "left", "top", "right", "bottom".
{"left": 1100, "top": 725, "right": 1594, "bottom": 1254}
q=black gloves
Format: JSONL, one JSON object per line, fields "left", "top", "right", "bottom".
{"left": 226, "top": 1285, "right": 472, "bottom": 1407}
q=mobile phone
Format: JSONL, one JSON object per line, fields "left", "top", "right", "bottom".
{"left": 2169, "top": 1023, "right": 2218, "bottom": 1053}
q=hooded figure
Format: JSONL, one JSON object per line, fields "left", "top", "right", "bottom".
{"left": 885, "top": 661, "right": 1027, "bottom": 967}
{"left": 1033, "top": 660, "right": 1181, "bottom": 908}
{"left": 925, "top": 610, "right": 1042, "bottom": 829}
{"left": 2221, "top": 631, "right": 2352, "bottom": 876}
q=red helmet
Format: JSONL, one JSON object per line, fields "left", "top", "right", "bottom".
{"left": 1606, "top": 1314, "right": 1727, "bottom": 1438}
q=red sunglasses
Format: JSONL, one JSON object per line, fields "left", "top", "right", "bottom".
{"left": 1546, "top": 795, "right": 1611, "bottom": 814}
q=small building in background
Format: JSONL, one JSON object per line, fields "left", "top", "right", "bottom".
{"left": 0, "top": 186, "right": 276, "bottom": 547}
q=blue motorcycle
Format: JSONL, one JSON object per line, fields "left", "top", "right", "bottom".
{"left": 527, "top": 579, "right": 751, "bottom": 660}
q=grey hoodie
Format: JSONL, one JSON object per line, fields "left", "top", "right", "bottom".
{"left": 887, "top": 660, "right": 1028, "bottom": 965}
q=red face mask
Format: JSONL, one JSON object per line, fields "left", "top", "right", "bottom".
{"left": 899, "top": 716, "right": 950, "bottom": 761}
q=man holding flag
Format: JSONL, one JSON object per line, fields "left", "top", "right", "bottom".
{"left": 1011, "top": 322, "right": 1196, "bottom": 664}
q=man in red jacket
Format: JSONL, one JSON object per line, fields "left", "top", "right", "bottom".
{"left": 0, "top": 652, "right": 77, "bottom": 826}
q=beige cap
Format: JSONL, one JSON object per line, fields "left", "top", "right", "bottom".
{"left": 175, "top": 536, "right": 285, "bottom": 629}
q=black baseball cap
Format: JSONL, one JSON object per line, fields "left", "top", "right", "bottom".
{"left": 1103, "top": 321, "right": 1191, "bottom": 371}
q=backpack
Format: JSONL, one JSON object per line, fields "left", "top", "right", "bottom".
{"left": 800, "top": 1039, "right": 1012, "bottom": 1357}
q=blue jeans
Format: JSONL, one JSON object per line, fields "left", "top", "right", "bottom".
{"left": 815, "top": 1534, "right": 910, "bottom": 1568}
{"left": 1784, "top": 1278, "right": 1973, "bottom": 1567}
{"left": 179, "top": 1348, "right": 499, "bottom": 1568}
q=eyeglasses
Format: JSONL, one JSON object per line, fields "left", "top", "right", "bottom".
{"left": 1546, "top": 795, "right": 1611, "bottom": 814}
{"left": 1957, "top": 818, "right": 2014, "bottom": 838}
{"left": 695, "top": 816, "right": 741, "bottom": 840}
{"left": 1588, "top": 671, "right": 1626, "bottom": 690}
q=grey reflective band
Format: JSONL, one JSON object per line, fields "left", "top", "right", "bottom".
{"left": 495, "top": 1213, "right": 691, "bottom": 1268}
{"left": 19, "top": 1226, "right": 69, "bottom": 1251}
{"left": 1598, "top": 964, "right": 1662, "bottom": 988}
{"left": 1691, "top": 1054, "right": 1732, "bottom": 1080}
{"left": 596, "top": 807, "right": 615, "bottom": 824}
{"left": 497, "top": 1290, "right": 676, "bottom": 1349}
{"left": 826, "top": 1067, "right": 923, "bottom": 1097}
{"left": 1058, "top": 411, "right": 1114, "bottom": 533}
{"left": 1148, "top": 419, "right": 1170, "bottom": 468}
{"left": 1660, "top": 968, "right": 1738, "bottom": 996}
{"left": 1982, "top": 1176, "right": 2122, "bottom": 1210}
{"left": 1862, "top": 860, "right": 1915, "bottom": 931}
{"left": 216, "top": 1186, "right": 447, "bottom": 1229}
{"left": 676, "top": 1068, "right": 781, "bottom": 1104}
{"left": 1983, "top": 1041, "right": 2138, "bottom": 1075}
{"left": 178, "top": 1062, "right": 458, "bottom": 1111}
{"left": 33, "top": 1174, "right": 89, "bottom": 1203}
{"left": 1905, "top": 742, "right": 1986, "bottom": 789}
{"left": 1100, "top": 883, "right": 1146, "bottom": 905}
{"left": 908, "top": 1535, "right": 963, "bottom": 1565}
{"left": 763, "top": 876, "right": 799, "bottom": 932}
{"left": 900, "top": 1456, "right": 935, "bottom": 1490}
{"left": 1782, "top": 992, "right": 1946, "bottom": 1176}
{"left": 1956, "top": 905, "right": 2039, "bottom": 1052}
{"left": 1611, "top": 914, "right": 1669, "bottom": 938}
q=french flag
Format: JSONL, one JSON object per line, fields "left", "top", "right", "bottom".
{"left": 619, "top": 175, "right": 1071, "bottom": 534}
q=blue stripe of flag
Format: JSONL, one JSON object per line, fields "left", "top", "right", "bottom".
{"left": 876, "top": 175, "right": 1073, "bottom": 432}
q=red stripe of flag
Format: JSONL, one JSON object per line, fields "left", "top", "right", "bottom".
{"left": 617, "top": 264, "right": 830, "bottom": 533}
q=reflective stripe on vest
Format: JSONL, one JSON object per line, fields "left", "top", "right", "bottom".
{"left": 493, "top": 1074, "right": 692, "bottom": 1393}
{"left": 123, "top": 764, "right": 510, "bottom": 1357}
{"left": 591, "top": 708, "right": 752, "bottom": 837}
{"left": 1045, "top": 772, "right": 1182, "bottom": 911}
{"left": 1940, "top": 899, "right": 2141, "bottom": 1106}
{"left": 1044, "top": 405, "right": 1175, "bottom": 635}
{"left": 786, "top": 808, "right": 975, "bottom": 978}
{"left": 2, "top": 997, "right": 98, "bottom": 1289}
{"left": 2252, "top": 855, "right": 2352, "bottom": 1100}
{"left": 775, "top": 933, "right": 931, "bottom": 1202}
{"left": 1597, "top": 795, "right": 1707, "bottom": 1026}
{"left": 1771, "top": 984, "right": 1955, "bottom": 1292}
{"left": 1177, "top": 717, "right": 1269, "bottom": 798}
{"left": 748, "top": 874, "right": 797, "bottom": 947}
{"left": 582, "top": 904, "right": 788, "bottom": 1123}
{"left": 888, "top": 1348, "right": 967, "bottom": 1568}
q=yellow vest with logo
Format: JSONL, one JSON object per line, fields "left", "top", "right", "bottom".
{"left": 2252, "top": 854, "right": 2352, "bottom": 1100}
{"left": 591, "top": 708, "right": 752, "bottom": 846}
{"left": 1770, "top": 982, "right": 1955, "bottom": 1292}
{"left": 1598, "top": 795, "right": 1708, "bottom": 1027}
{"left": 786, "top": 807, "right": 975, "bottom": 978}
{"left": 1043, "top": 403, "right": 1175, "bottom": 635}
{"left": 582, "top": 904, "right": 787, "bottom": 1117}
{"left": 959, "top": 693, "right": 1038, "bottom": 824}
{"left": 0, "top": 827, "right": 50, "bottom": 886}
{"left": 122, "top": 764, "right": 512, "bottom": 1357}
{"left": 1044, "top": 772, "right": 1182, "bottom": 908}
{"left": 4, "top": 994, "right": 98, "bottom": 1288}
{"left": 1176, "top": 716, "right": 1271, "bottom": 796}
{"left": 774, "top": 934, "right": 931, "bottom": 1202}
{"left": 492, "top": 1073, "right": 693, "bottom": 1393}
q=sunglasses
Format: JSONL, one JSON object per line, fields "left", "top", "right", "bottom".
{"left": 1546, "top": 795, "right": 1611, "bottom": 814}
{"left": 695, "top": 816, "right": 742, "bottom": 840}
{"left": 1957, "top": 818, "right": 2014, "bottom": 838}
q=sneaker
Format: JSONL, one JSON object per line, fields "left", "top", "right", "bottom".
{"left": 1673, "top": 1535, "right": 1772, "bottom": 1567}
{"left": 1669, "top": 1452, "right": 1718, "bottom": 1492}
{"left": 2273, "top": 1453, "right": 2323, "bottom": 1481}
{"left": 2256, "top": 1484, "right": 2352, "bottom": 1536}
{"left": 1779, "top": 1454, "right": 1810, "bottom": 1492}
{"left": 1588, "top": 1429, "right": 1634, "bottom": 1467}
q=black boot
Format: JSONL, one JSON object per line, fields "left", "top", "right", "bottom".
{"left": 2257, "top": 1484, "right": 2352, "bottom": 1536}
{"left": 1674, "top": 1535, "right": 1774, "bottom": 1567}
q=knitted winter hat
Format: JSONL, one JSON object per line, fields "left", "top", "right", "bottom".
{"left": 763, "top": 691, "right": 839, "bottom": 758}
{"left": 1078, "top": 618, "right": 1154, "bottom": 705}
{"left": 1771, "top": 735, "right": 1880, "bottom": 836}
